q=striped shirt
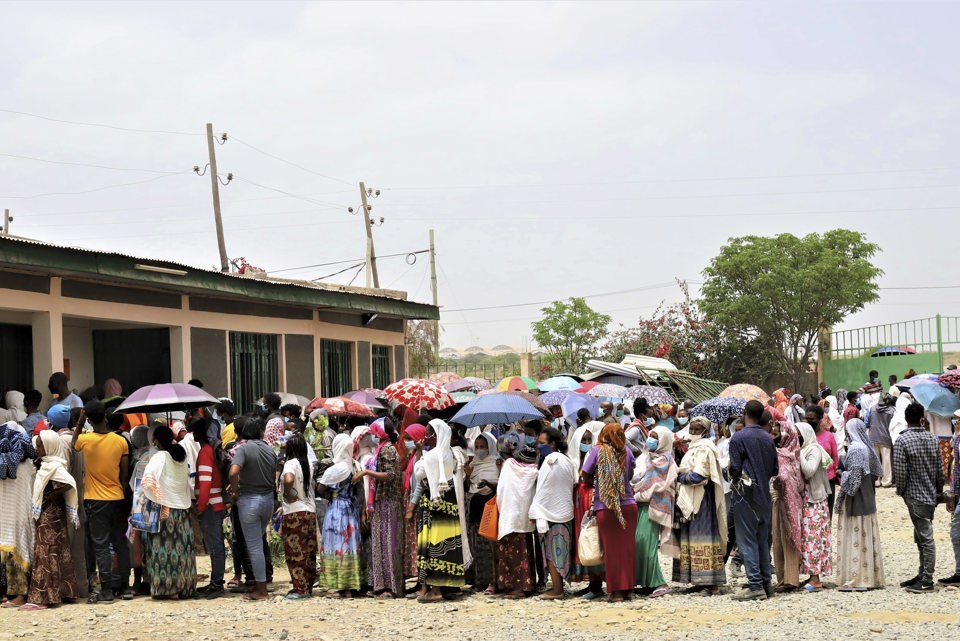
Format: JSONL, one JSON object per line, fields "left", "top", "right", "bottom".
{"left": 196, "top": 443, "right": 224, "bottom": 512}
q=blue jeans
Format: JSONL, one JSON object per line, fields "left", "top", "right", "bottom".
{"left": 237, "top": 494, "right": 275, "bottom": 583}
{"left": 952, "top": 501, "right": 960, "bottom": 575}
{"left": 199, "top": 508, "right": 226, "bottom": 588}
{"left": 731, "top": 490, "right": 772, "bottom": 591}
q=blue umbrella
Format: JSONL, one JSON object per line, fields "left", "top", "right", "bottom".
{"left": 539, "top": 376, "right": 582, "bottom": 392}
{"left": 896, "top": 374, "right": 943, "bottom": 391}
{"left": 909, "top": 383, "right": 960, "bottom": 417}
{"left": 451, "top": 393, "right": 544, "bottom": 428}
{"left": 539, "top": 390, "right": 575, "bottom": 407}
{"left": 561, "top": 393, "right": 601, "bottom": 423}
{"left": 689, "top": 396, "right": 748, "bottom": 426}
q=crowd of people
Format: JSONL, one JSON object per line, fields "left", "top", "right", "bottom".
{"left": 0, "top": 366, "right": 958, "bottom": 610}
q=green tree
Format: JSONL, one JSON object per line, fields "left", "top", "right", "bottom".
{"left": 699, "top": 230, "right": 881, "bottom": 391}
{"left": 531, "top": 298, "right": 612, "bottom": 372}
{"left": 406, "top": 320, "right": 439, "bottom": 378}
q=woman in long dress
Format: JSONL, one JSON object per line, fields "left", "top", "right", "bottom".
{"left": 140, "top": 425, "right": 197, "bottom": 600}
{"left": 401, "top": 424, "right": 427, "bottom": 583}
{"left": 495, "top": 440, "right": 539, "bottom": 598}
{"left": 412, "top": 419, "right": 470, "bottom": 603}
{"left": 359, "top": 418, "right": 405, "bottom": 598}
{"left": 632, "top": 425, "right": 677, "bottom": 598}
{"left": 771, "top": 422, "right": 804, "bottom": 593}
{"left": 20, "top": 430, "right": 78, "bottom": 610}
{"left": 671, "top": 417, "right": 727, "bottom": 593}
{"left": 835, "top": 419, "right": 885, "bottom": 590}
{"left": 530, "top": 427, "right": 577, "bottom": 599}
{"left": 568, "top": 421, "right": 605, "bottom": 597}
{"left": 318, "top": 433, "right": 363, "bottom": 596}
{"left": 465, "top": 432, "right": 499, "bottom": 593}
{"left": 279, "top": 434, "right": 317, "bottom": 599}
{"left": 797, "top": 422, "right": 832, "bottom": 591}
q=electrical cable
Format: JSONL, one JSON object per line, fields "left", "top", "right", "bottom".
{"left": 0, "top": 170, "right": 191, "bottom": 199}
{"left": 311, "top": 262, "right": 367, "bottom": 282}
{"left": 0, "top": 152, "right": 183, "bottom": 174}
{"left": 231, "top": 176, "right": 350, "bottom": 211}
{"left": 229, "top": 136, "right": 354, "bottom": 186}
{"left": 269, "top": 249, "right": 429, "bottom": 275}
{"left": 443, "top": 282, "right": 680, "bottom": 313}
{"left": 0, "top": 108, "right": 203, "bottom": 136}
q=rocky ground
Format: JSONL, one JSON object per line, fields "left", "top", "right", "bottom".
{"left": 2, "top": 488, "right": 958, "bottom": 641}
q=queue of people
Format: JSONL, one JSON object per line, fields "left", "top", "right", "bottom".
{"left": 1, "top": 367, "right": 959, "bottom": 610}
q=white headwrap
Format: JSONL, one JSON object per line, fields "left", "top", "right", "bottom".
{"left": 320, "top": 433, "right": 357, "bottom": 486}
{"left": 567, "top": 421, "right": 604, "bottom": 469}
{"left": 418, "top": 419, "right": 454, "bottom": 499}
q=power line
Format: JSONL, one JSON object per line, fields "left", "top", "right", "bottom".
{"left": 0, "top": 171, "right": 190, "bottom": 199}
{"left": 879, "top": 285, "right": 960, "bottom": 290}
{"left": 0, "top": 152, "right": 183, "bottom": 174}
{"left": 441, "top": 302, "right": 663, "bottom": 326}
{"left": 0, "top": 108, "right": 203, "bottom": 136}
{"left": 229, "top": 136, "right": 354, "bottom": 186}
{"left": 269, "top": 249, "right": 429, "bottom": 275}
{"left": 382, "top": 167, "right": 945, "bottom": 191}
{"left": 312, "top": 261, "right": 366, "bottom": 282}
{"left": 442, "top": 282, "right": 687, "bottom": 313}
{"left": 231, "top": 176, "right": 349, "bottom": 211}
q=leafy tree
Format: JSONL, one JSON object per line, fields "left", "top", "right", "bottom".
{"left": 699, "top": 230, "right": 881, "bottom": 391}
{"left": 406, "top": 320, "right": 439, "bottom": 378}
{"left": 531, "top": 298, "right": 612, "bottom": 372}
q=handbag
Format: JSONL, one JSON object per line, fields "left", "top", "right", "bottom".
{"left": 131, "top": 491, "right": 161, "bottom": 533}
{"left": 577, "top": 511, "right": 602, "bottom": 566}
{"left": 478, "top": 495, "right": 499, "bottom": 541}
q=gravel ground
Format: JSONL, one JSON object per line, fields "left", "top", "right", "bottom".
{"left": 2, "top": 488, "right": 958, "bottom": 641}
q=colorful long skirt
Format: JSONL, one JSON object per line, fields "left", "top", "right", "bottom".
{"left": 370, "top": 498, "right": 405, "bottom": 595}
{"left": 282, "top": 510, "right": 318, "bottom": 595}
{"left": 634, "top": 503, "right": 665, "bottom": 589}
{"left": 319, "top": 491, "right": 362, "bottom": 591}
{"left": 542, "top": 521, "right": 574, "bottom": 580}
{"left": 417, "top": 489, "right": 465, "bottom": 588}
{"left": 671, "top": 484, "right": 726, "bottom": 586}
{"left": 2, "top": 553, "right": 28, "bottom": 597}
{"left": 404, "top": 491, "right": 420, "bottom": 579}
{"left": 28, "top": 495, "right": 78, "bottom": 605}
{"left": 468, "top": 523, "right": 497, "bottom": 588}
{"left": 800, "top": 499, "right": 832, "bottom": 576}
{"left": 836, "top": 511, "right": 884, "bottom": 589}
{"left": 938, "top": 437, "right": 953, "bottom": 481}
{"left": 597, "top": 503, "right": 638, "bottom": 593}
{"left": 497, "top": 532, "right": 535, "bottom": 593}
{"left": 146, "top": 507, "right": 197, "bottom": 599}
{"left": 571, "top": 481, "right": 604, "bottom": 581}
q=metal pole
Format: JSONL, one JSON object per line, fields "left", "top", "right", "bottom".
{"left": 2, "top": 209, "right": 10, "bottom": 235}
{"left": 429, "top": 229, "right": 439, "bottom": 360}
{"left": 206, "top": 123, "right": 229, "bottom": 272}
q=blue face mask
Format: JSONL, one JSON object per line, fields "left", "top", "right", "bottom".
{"left": 616, "top": 410, "right": 624, "bottom": 418}
{"left": 677, "top": 417, "right": 689, "bottom": 426}
{"left": 404, "top": 440, "right": 416, "bottom": 451}
{"left": 643, "top": 417, "right": 655, "bottom": 427}
{"left": 579, "top": 443, "right": 592, "bottom": 453}
{"left": 525, "top": 435, "right": 537, "bottom": 446}
{"left": 538, "top": 444, "right": 552, "bottom": 459}
{"left": 646, "top": 437, "right": 660, "bottom": 451}
{"left": 370, "top": 435, "right": 380, "bottom": 445}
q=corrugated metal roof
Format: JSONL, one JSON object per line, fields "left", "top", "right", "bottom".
{"left": 0, "top": 234, "right": 411, "bottom": 302}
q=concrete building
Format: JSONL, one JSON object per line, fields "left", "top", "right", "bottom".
{"left": 0, "top": 236, "right": 438, "bottom": 412}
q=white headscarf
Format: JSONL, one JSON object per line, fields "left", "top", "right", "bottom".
{"left": 824, "top": 395, "right": 846, "bottom": 446}
{"left": 3, "top": 391, "right": 26, "bottom": 424}
{"left": 567, "top": 421, "right": 604, "bottom": 469}
{"left": 796, "top": 422, "right": 831, "bottom": 468}
{"left": 468, "top": 432, "right": 499, "bottom": 496}
{"left": 320, "top": 433, "right": 357, "bottom": 486}
{"left": 419, "top": 419, "right": 454, "bottom": 500}
{"left": 32, "top": 430, "right": 79, "bottom": 527}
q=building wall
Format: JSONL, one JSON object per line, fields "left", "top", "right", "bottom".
{"left": 0, "top": 276, "right": 408, "bottom": 398}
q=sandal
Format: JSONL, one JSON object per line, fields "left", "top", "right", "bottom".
{"left": 226, "top": 578, "right": 242, "bottom": 589}
{"left": 540, "top": 592, "right": 566, "bottom": 600}
{"left": 416, "top": 593, "right": 444, "bottom": 603}
{"left": 649, "top": 587, "right": 672, "bottom": 598}
{"left": 803, "top": 584, "right": 822, "bottom": 592}
{"left": 18, "top": 603, "right": 47, "bottom": 611}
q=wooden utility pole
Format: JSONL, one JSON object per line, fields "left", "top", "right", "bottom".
{"left": 2, "top": 209, "right": 10, "bottom": 235}
{"left": 429, "top": 229, "right": 439, "bottom": 359}
{"left": 206, "top": 123, "right": 229, "bottom": 272}
{"left": 358, "top": 181, "right": 380, "bottom": 288}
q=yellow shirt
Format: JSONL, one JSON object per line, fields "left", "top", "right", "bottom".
{"left": 74, "top": 431, "right": 129, "bottom": 501}
{"left": 220, "top": 422, "right": 237, "bottom": 449}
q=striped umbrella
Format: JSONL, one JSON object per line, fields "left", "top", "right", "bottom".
{"left": 383, "top": 378, "right": 456, "bottom": 411}
{"left": 496, "top": 376, "right": 538, "bottom": 392}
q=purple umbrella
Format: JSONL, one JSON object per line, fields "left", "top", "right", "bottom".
{"left": 116, "top": 383, "right": 219, "bottom": 414}
{"left": 444, "top": 377, "right": 493, "bottom": 393}
{"left": 539, "top": 389, "right": 576, "bottom": 407}
{"left": 343, "top": 390, "right": 386, "bottom": 409}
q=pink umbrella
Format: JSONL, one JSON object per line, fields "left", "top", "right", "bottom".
{"left": 304, "top": 396, "right": 375, "bottom": 417}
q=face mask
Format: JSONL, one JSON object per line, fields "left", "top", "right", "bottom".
{"left": 525, "top": 435, "right": 537, "bottom": 446}
{"left": 643, "top": 417, "right": 655, "bottom": 428}
{"left": 283, "top": 417, "right": 290, "bottom": 424}
{"left": 538, "top": 444, "right": 552, "bottom": 459}
{"left": 579, "top": 443, "right": 592, "bottom": 453}
{"left": 475, "top": 448, "right": 489, "bottom": 460}
{"left": 370, "top": 435, "right": 380, "bottom": 445}
{"left": 404, "top": 440, "right": 415, "bottom": 451}
{"left": 616, "top": 410, "right": 624, "bottom": 418}
{"left": 646, "top": 437, "right": 660, "bottom": 451}
{"left": 677, "top": 417, "right": 689, "bottom": 426}
{"left": 688, "top": 433, "right": 703, "bottom": 443}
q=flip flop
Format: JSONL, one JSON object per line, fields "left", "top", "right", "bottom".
{"left": 803, "top": 584, "right": 821, "bottom": 592}
{"left": 649, "top": 587, "right": 672, "bottom": 598}
{"left": 17, "top": 603, "right": 47, "bottom": 612}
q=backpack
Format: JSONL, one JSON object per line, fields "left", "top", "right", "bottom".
{"left": 212, "top": 438, "right": 233, "bottom": 479}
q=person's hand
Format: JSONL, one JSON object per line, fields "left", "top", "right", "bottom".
{"left": 477, "top": 480, "right": 488, "bottom": 490}
{"left": 405, "top": 504, "right": 414, "bottom": 521}
{"left": 946, "top": 497, "right": 957, "bottom": 514}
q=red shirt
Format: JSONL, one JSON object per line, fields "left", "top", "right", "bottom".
{"left": 196, "top": 444, "right": 224, "bottom": 512}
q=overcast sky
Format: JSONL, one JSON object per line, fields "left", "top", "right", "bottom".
{"left": 2, "top": 1, "right": 958, "bottom": 351}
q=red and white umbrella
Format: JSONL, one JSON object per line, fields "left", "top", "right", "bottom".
{"left": 383, "top": 378, "right": 455, "bottom": 411}
{"left": 304, "top": 396, "right": 375, "bottom": 417}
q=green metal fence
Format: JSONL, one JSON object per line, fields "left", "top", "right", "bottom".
{"left": 822, "top": 315, "right": 960, "bottom": 391}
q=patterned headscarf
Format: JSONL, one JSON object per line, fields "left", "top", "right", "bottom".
{"left": 774, "top": 423, "right": 804, "bottom": 550}
{"left": 595, "top": 423, "right": 627, "bottom": 526}
{"left": 838, "top": 419, "right": 883, "bottom": 513}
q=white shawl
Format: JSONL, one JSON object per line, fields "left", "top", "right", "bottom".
{"left": 528, "top": 451, "right": 576, "bottom": 533}
{"left": 420, "top": 419, "right": 454, "bottom": 500}
{"left": 320, "top": 433, "right": 357, "bottom": 486}
{"left": 496, "top": 457, "right": 539, "bottom": 539}
{"left": 452, "top": 445, "right": 473, "bottom": 570}
{"left": 674, "top": 438, "right": 727, "bottom": 547}
{"left": 0, "top": 459, "right": 35, "bottom": 570}
{"left": 31, "top": 430, "right": 79, "bottom": 527}
{"left": 142, "top": 450, "right": 192, "bottom": 510}
{"left": 825, "top": 395, "right": 846, "bottom": 450}
{"left": 468, "top": 432, "right": 499, "bottom": 497}
{"left": 567, "top": 421, "right": 604, "bottom": 469}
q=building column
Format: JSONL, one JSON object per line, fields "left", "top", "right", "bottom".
{"left": 31, "top": 309, "right": 63, "bottom": 392}
{"left": 170, "top": 325, "right": 191, "bottom": 384}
